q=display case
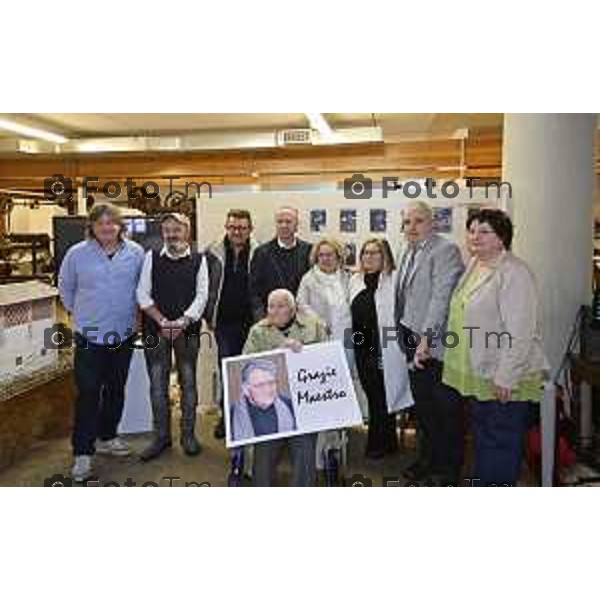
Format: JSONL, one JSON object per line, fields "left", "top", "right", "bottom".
{"left": 0, "top": 281, "right": 60, "bottom": 401}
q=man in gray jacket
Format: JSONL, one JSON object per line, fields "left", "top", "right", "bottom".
{"left": 395, "top": 201, "right": 465, "bottom": 484}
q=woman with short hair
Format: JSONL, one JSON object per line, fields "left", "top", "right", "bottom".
{"left": 442, "top": 209, "right": 548, "bottom": 486}
{"left": 297, "top": 237, "right": 352, "bottom": 484}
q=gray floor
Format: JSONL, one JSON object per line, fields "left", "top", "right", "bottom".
{"left": 0, "top": 413, "right": 421, "bottom": 487}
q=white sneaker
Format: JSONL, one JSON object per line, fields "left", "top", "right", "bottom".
{"left": 96, "top": 437, "right": 131, "bottom": 457}
{"left": 71, "top": 455, "right": 93, "bottom": 483}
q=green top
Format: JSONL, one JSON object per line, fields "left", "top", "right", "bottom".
{"left": 243, "top": 311, "right": 329, "bottom": 355}
{"left": 442, "top": 267, "right": 543, "bottom": 402}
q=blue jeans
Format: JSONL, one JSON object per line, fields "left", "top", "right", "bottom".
{"left": 72, "top": 333, "right": 134, "bottom": 456}
{"left": 470, "top": 399, "right": 532, "bottom": 486}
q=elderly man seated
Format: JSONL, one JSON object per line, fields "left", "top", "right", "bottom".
{"left": 239, "top": 288, "right": 328, "bottom": 487}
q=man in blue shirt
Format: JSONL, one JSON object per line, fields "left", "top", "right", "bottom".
{"left": 58, "top": 203, "right": 144, "bottom": 482}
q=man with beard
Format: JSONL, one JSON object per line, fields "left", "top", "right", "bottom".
{"left": 137, "top": 212, "right": 209, "bottom": 461}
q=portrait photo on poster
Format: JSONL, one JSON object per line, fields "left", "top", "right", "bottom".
{"left": 224, "top": 352, "right": 294, "bottom": 446}
{"left": 222, "top": 341, "right": 363, "bottom": 448}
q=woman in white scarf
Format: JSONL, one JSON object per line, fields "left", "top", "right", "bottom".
{"left": 297, "top": 238, "right": 352, "bottom": 485}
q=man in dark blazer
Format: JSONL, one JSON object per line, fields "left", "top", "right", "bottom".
{"left": 249, "top": 207, "right": 311, "bottom": 322}
{"left": 395, "top": 201, "right": 465, "bottom": 484}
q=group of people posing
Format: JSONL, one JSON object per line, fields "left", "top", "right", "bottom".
{"left": 58, "top": 200, "right": 548, "bottom": 486}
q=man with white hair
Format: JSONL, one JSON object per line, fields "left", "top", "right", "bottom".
{"left": 239, "top": 288, "right": 328, "bottom": 486}
{"left": 249, "top": 207, "right": 312, "bottom": 321}
{"left": 230, "top": 358, "right": 297, "bottom": 442}
{"left": 395, "top": 200, "right": 465, "bottom": 485}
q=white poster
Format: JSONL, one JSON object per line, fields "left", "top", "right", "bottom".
{"left": 223, "top": 341, "right": 362, "bottom": 448}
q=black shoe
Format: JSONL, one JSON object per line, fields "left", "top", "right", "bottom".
{"left": 213, "top": 418, "right": 225, "bottom": 440}
{"left": 181, "top": 433, "right": 202, "bottom": 456}
{"left": 228, "top": 452, "right": 245, "bottom": 487}
{"left": 228, "top": 466, "right": 244, "bottom": 487}
{"left": 139, "top": 438, "right": 172, "bottom": 462}
{"left": 402, "top": 460, "right": 432, "bottom": 481}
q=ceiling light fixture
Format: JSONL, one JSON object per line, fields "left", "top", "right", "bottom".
{"left": 0, "top": 117, "right": 68, "bottom": 144}
{"left": 305, "top": 113, "right": 333, "bottom": 137}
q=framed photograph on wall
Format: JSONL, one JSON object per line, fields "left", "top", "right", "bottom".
{"left": 343, "top": 242, "right": 357, "bottom": 267}
{"left": 340, "top": 209, "right": 357, "bottom": 233}
{"left": 310, "top": 209, "right": 327, "bottom": 233}
{"left": 370, "top": 209, "right": 387, "bottom": 233}
{"left": 433, "top": 207, "right": 453, "bottom": 233}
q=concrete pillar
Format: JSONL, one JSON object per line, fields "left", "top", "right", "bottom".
{"left": 502, "top": 114, "right": 597, "bottom": 375}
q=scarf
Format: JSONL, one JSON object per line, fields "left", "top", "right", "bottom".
{"left": 231, "top": 394, "right": 297, "bottom": 442}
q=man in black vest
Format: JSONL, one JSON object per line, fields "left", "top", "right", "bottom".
{"left": 137, "top": 212, "right": 209, "bottom": 461}
{"left": 249, "top": 206, "right": 312, "bottom": 322}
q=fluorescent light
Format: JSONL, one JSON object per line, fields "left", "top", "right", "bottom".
{"left": 0, "top": 118, "right": 68, "bottom": 144}
{"left": 305, "top": 113, "right": 333, "bottom": 137}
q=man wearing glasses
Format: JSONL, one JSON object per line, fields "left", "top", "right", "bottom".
{"left": 204, "top": 209, "right": 258, "bottom": 439}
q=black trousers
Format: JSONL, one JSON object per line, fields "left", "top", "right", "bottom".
{"left": 144, "top": 333, "right": 200, "bottom": 440}
{"left": 72, "top": 333, "right": 134, "bottom": 456}
{"left": 357, "top": 358, "right": 398, "bottom": 455}
{"left": 253, "top": 434, "right": 318, "bottom": 487}
{"left": 409, "top": 359, "right": 463, "bottom": 478}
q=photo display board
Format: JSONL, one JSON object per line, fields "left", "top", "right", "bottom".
{"left": 197, "top": 185, "right": 499, "bottom": 261}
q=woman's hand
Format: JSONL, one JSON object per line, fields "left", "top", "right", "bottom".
{"left": 413, "top": 338, "right": 431, "bottom": 370}
{"left": 493, "top": 384, "right": 512, "bottom": 403}
{"left": 282, "top": 339, "right": 303, "bottom": 353}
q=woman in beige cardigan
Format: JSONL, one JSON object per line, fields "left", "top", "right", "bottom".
{"left": 442, "top": 209, "right": 548, "bottom": 486}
